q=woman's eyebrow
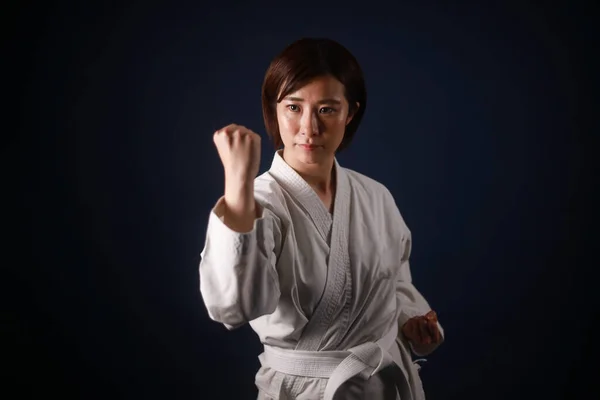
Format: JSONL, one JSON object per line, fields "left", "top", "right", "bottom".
{"left": 283, "top": 96, "right": 342, "bottom": 105}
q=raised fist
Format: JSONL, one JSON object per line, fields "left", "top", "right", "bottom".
{"left": 213, "top": 124, "right": 261, "bottom": 185}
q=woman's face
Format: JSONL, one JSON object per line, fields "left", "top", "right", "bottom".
{"left": 276, "top": 75, "right": 357, "bottom": 169}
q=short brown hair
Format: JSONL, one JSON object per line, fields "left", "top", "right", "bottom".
{"left": 261, "top": 38, "right": 367, "bottom": 153}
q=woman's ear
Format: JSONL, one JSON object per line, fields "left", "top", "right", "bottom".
{"left": 346, "top": 102, "right": 360, "bottom": 125}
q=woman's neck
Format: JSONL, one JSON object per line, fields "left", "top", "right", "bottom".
{"left": 301, "top": 164, "right": 336, "bottom": 196}
{"left": 281, "top": 151, "right": 336, "bottom": 196}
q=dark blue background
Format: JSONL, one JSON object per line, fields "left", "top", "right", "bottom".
{"left": 7, "top": 1, "right": 596, "bottom": 399}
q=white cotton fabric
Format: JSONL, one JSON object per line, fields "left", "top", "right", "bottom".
{"left": 199, "top": 151, "right": 444, "bottom": 399}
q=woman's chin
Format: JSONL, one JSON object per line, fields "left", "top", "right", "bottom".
{"left": 299, "top": 152, "right": 327, "bottom": 165}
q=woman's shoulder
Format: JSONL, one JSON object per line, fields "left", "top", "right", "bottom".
{"left": 252, "top": 171, "right": 290, "bottom": 218}
{"left": 343, "top": 167, "right": 393, "bottom": 199}
{"left": 343, "top": 167, "right": 411, "bottom": 233}
{"left": 254, "top": 171, "right": 284, "bottom": 198}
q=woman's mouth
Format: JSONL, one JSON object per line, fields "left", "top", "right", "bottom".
{"left": 298, "top": 144, "right": 319, "bottom": 151}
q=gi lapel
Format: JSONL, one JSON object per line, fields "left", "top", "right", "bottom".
{"left": 295, "top": 159, "right": 352, "bottom": 351}
{"left": 269, "top": 151, "right": 332, "bottom": 242}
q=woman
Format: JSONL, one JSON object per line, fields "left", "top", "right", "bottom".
{"left": 199, "top": 38, "right": 444, "bottom": 400}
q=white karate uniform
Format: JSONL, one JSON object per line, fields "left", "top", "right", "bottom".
{"left": 199, "top": 151, "right": 444, "bottom": 399}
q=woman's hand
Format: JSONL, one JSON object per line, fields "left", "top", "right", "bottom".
{"left": 213, "top": 123, "right": 262, "bottom": 232}
{"left": 401, "top": 310, "right": 442, "bottom": 345}
{"left": 213, "top": 123, "right": 262, "bottom": 187}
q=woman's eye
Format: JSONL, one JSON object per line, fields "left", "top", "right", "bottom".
{"left": 320, "top": 107, "right": 335, "bottom": 114}
{"left": 288, "top": 105, "right": 300, "bottom": 112}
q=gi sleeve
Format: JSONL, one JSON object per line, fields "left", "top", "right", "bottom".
{"left": 395, "top": 236, "right": 445, "bottom": 356}
{"left": 384, "top": 189, "right": 445, "bottom": 356}
{"left": 199, "top": 195, "right": 282, "bottom": 330}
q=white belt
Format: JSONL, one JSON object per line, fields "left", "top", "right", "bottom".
{"left": 263, "top": 323, "right": 400, "bottom": 400}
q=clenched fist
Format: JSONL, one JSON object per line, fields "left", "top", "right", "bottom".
{"left": 402, "top": 310, "right": 442, "bottom": 346}
{"left": 213, "top": 124, "right": 262, "bottom": 233}
{"left": 213, "top": 124, "right": 261, "bottom": 185}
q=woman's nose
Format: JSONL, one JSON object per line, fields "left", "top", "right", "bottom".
{"left": 301, "top": 112, "right": 320, "bottom": 137}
